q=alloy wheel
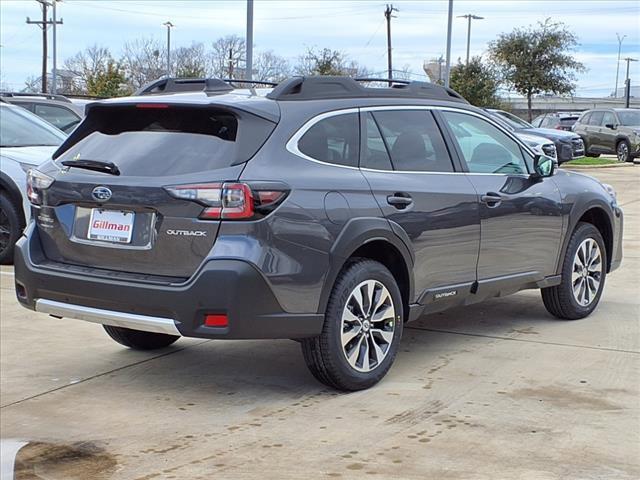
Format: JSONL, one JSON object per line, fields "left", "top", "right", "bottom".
{"left": 571, "top": 238, "right": 602, "bottom": 307}
{"left": 340, "top": 280, "right": 396, "bottom": 373}
{"left": 617, "top": 142, "right": 629, "bottom": 162}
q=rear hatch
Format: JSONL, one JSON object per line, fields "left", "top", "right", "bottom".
{"left": 34, "top": 102, "right": 277, "bottom": 279}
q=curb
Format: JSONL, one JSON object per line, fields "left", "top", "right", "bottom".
{"left": 561, "top": 163, "right": 635, "bottom": 170}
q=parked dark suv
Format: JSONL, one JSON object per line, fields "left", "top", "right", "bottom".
{"left": 573, "top": 108, "right": 640, "bottom": 162}
{"left": 14, "top": 77, "right": 623, "bottom": 391}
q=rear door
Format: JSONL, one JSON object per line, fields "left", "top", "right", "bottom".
{"left": 439, "top": 110, "right": 563, "bottom": 296}
{"left": 600, "top": 111, "right": 617, "bottom": 152}
{"left": 37, "top": 103, "right": 276, "bottom": 279}
{"left": 358, "top": 107, "right": 480, "bottom": 307}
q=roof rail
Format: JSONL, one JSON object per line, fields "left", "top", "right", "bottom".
{"left": 266, "top": 76, "right": 467, "bottom": 103}
{"left": 0, "top": 91, "right": 72, "bottom": 103}
{"left": 135, "top": 77, "right": 278, "bottom": 96}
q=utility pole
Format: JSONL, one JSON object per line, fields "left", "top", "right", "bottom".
{"left": 51, "top": 0, "right": 63, "bottom": 94}
{"left": 614, "top": 33, "right": 626, "bottom": 98}
{"left": 163, "top": 21, "right": 174, "bottom": 77}
{"left": 384, "top": 4, "right": 398, "bottom": 84}
{"left": 444, "top": 0, "right": 453, "bottom": 88}
{"left": 229, "top": 48, "right": 234, "bottom": 79}
{"left": 245, "top": 0, "right": 253, "bottom": 80}
{"left": 458, "top": 14, "right": 484, "bottom": 66}
{"left": 623, "top": 57, "right": 638, "bottom": 108}
{"left": 26, "top": 0, "right": 61, "bottom": 93}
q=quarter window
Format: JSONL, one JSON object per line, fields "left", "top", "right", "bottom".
{"left": 588, "top": 111, "right": 604, "bottom": 126}
{"left": 442, "top": 111, "right": 528, "bottom": 175}
{"left": 371, "top": 110, "right": 454, "bottom": 172}
{"left": 298, "top": 113, "right": 359, "bottom": 167}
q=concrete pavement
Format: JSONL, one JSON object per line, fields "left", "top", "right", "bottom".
{"left": 1, "top": 167, "right": 638, "bottom": 479}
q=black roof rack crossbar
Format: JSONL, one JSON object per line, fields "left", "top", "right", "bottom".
{"left": 134, "top": 77, "right": 234, "bottom": 96}
{"left": 134, "top": 77, "right": 278, "bottom": 96}
{"left": 223, "top": 79, "right": 278, "bottom": 87}
{"left": 353, "top": 77, "right": 411, "bottom": 85}
{"left": 0, "top": 92, "right": 72, "bottom": 103}
{"left": 266, "top": 76, "right": 468, "bottom": 103}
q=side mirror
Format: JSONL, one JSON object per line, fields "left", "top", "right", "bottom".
{"left": 605, "top": 123, "right": 616, "bottom": 130}
{"left": 532, "top": 155, "right": 555, "bottom": 179}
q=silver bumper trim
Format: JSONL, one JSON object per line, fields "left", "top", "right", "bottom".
{"left": 35, "top": 299, "right": 181, "bottom": 336}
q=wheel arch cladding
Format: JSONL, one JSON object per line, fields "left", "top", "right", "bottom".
{"left": 577, "top": 207, "right": 613, "bottom": 272}
{"left": 318, "top": 218, "right": 414, "bottom": 321}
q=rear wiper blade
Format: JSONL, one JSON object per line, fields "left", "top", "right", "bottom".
{"left": 61, "top": 159, "right": 120, "bottom": 176}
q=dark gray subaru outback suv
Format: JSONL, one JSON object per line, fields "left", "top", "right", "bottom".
{"left": 14, "top": 77, "right": 623, "bottom": 391}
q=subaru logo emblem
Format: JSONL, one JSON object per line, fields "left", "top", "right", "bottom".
{"left": 92, "top": 186, "right": 112, "bottom": 202}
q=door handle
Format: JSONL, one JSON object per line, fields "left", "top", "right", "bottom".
{"left": 387, "top": 193, "right": 413, "bottom": 210}
{"left": 481, "top": 192, "right": 502, "bottom": 207}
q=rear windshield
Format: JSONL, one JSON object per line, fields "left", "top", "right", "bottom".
{"left": 54, "top": 105, "right": 275, "bottom": 176}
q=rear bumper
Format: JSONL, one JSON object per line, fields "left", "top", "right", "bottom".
{"left": 14, "top": 226, "right": 324, "bottom": 339}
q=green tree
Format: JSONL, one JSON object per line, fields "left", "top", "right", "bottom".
{"left": 295, "top": 47, "right": 369, "bottom": 77}
{"left": 86, "top": 60, "right": 128, "bottom": 97}
{"left": 449, "top": 56, "right": 501, "bottom": 107}
{"left": 489, "top": 19, "right": 585, "bottom": 120}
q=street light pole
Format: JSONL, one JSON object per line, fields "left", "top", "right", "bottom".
{"left": 458, "top": 14, "right": 484, "bottom": 66}
{"left": 623, "top": 57, "right": 638, "bottom": 107}
{"left": 444, "top": 0, "right": 453, "bottom": 87}
{"left": 614, "top": 33, "right": 626, "bottom": 98}
{"left": 246, "top": 0, "right": 253, "bottom": 80}
{"left": 163, "top": 21, "right": 174, "bottom": 77}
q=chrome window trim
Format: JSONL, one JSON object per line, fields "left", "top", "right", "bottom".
{"left": 285, "top": 104, "right": 536, "bottom": 176}
{"left": 35, "top": 299, "right": 181, "bottom": 336}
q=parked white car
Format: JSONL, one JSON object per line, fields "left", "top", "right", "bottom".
{"left": 0, "top": 102, "right": 66, "bottom": 263}
{"left": 516, "top": 132, "right": 558, "bottom": 161}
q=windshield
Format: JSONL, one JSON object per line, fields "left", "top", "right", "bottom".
{"left": 617, "top": 110, "right": 640, "bottom": 126}
{"left": 493, "top": 110, "right": 533, "bottom": 129}
{"left": 0, "top": 104, "right": 66, "bottom": 148}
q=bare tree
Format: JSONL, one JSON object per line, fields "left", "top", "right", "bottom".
{"left": 294, "top": 47, "right": 370, "bottom": 78}
{"left": 173, "top": 43, "right": 207, "bottom": 78}
{"left": 210, "top": 35, "right": 246, "bottom": 78}
{"left": 63, "top": 45, "right": 113, "bottom": 94}
{"left": 23, "top": 76, "right": 41, "bottom": 93}
{"left": 253, "top": 50, "right": 290, "bottom": 82}
{"left": 120, "top": 38, "right": 166, "bottom": 89}
{"left": 393, "top": 64, "right": 413, "bottom": 81}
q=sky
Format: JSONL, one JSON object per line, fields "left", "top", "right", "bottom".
{"left": 1, "top": 0, "right": 639, "bottom": 97}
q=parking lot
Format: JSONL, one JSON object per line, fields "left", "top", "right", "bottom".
{"left": 1, "top": 166, "right": 638, "bottom": 480}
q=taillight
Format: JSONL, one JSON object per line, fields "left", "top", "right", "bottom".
{"left": 164, "top": 182, "right": 287, "bottom": 220}
{"left": 26, "top": 169, "right": 54, "bottom": 205}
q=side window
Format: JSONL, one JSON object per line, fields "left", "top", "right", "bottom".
{"left": 34, "top": 104, "right": 80, "bottom": 131}
{"left": 298, "top": 113, "right": 359, "bottom": 167}
{"left": 361, "top": 113, "right": 392, "bottom": 170}
{"left": 588, "top": 111, "right": 604, "bottom": 126}
{"left": 579, "top": 113, "right": 591, "bottom": 125}
{"left": 371, "top": 110, "right": 454, "bottom": 172}
{"left": 442, "top": 111, "right": 529, "bottom": 175}
{"left": 602, "top": 112, "right": 616, "bottom": 126}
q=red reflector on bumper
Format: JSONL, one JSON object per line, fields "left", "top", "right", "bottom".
{"left": 204, "top": 314, "right": 228, "bottom": 327}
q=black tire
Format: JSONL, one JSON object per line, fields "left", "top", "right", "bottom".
{"left": 0, "top": 193, "right": 23, "bottom": 265}
{"left": 616, "top": 139, "right": 631, "bottom": 162}
{"left": 541, "top": 222, "right": 607, "bottom": 320}
{"left": 301, "top": 259, "right": 404, "bottom": 391}
{"left": 103, "top": 325, "right": 180, "bottom": 350}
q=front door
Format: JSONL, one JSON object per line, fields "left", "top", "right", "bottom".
{"left": 358, "top": 108, "right": 480, "bottom": 308}
{"left": 438, "top": 110, "right": 563, "bottom": 299}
